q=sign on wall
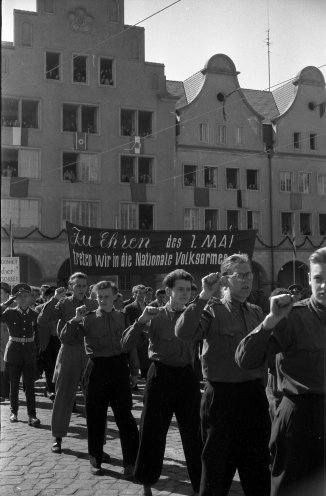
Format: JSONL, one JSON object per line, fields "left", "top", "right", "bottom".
{"left": 66, "top": 222, "right": 256, "bottom": 276}
{"left": 1, "top": 257, "right": 20, "bottom": 285}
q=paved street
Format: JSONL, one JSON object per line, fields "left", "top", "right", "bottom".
{"left": 0, "top": 378, "right": 244, "bottom": 496}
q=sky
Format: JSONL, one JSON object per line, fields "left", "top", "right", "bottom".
{"left": 1, "top": 0, "right": 326, "bottom": 90}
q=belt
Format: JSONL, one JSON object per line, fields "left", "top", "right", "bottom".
{"left": 9, "top": 336, "right": 34, "bottom": 343}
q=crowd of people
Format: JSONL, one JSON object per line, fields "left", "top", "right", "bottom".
{"left": 0, "top": 246, "right": 325, "bottom": 496}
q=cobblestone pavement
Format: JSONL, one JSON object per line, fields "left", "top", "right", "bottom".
{"left": 0, "top": 379, "right": 244, "bottom": 496}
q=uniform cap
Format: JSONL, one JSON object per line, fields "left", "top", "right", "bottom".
{"left": 12, "top": 283, "right": 32, "bottom": 296}
{"left": 288, "top": 284, "right": 303, "bottom": 293}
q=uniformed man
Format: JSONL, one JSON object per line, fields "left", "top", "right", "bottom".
{"left": 0, "top": 283, "right": 40, "bottom": 426}
{"left": 37, "top": 272, "right": 97, "bottom": 453}
{"left": 122, "top": 269, "right": 202, "bottom": 496}
{"left": 236, "top": 247, "right": 326, "bottom": 496}
{"left": 175, "top": 254, "right": 271, "bottom": 496}
{"left": 66, "top": 280, "right": 139, "bottom": 476}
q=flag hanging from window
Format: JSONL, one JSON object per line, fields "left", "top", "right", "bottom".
{"left": 75, "top": 132, "right": 87, "bottom": 151}
{"left": 10, "top": 177, "right": 29, "bottom": 197}
{"left": 130, "top": 182, "right": 147, "bottom": 202}
{"left": 194, "top": 188, "right": 209, "bottom": 207}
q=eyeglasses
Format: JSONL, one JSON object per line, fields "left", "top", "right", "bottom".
{"left": 228, "top": 272, "right": 254, "bottom": 282}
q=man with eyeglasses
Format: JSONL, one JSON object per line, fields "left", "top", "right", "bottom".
{"left": 175, "top": 253, "right": 270, "bottom": 496}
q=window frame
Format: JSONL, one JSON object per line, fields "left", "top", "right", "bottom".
{"left": 226, "top": 168, "right": 239, "bottom": 190}
{"left": 45, "top": 50, "right": 62, "bottom": 82}
{"left": 299, "top": 213, "right": 312, "bottom": 236}
{"left": 183, "top": 164, "right": 198, "bottom": 187}
{"left": 62, "top": 103, "right": 99, "bottom": 135}
{"left": 204, "top": 166, "right": 218, "bottom": 189}
{"left": 317, "top": 174, "right": 326, "bottom": 195}
{"left": 1, "top": 147, "right": 41, "bottom": 179}
{"left": 1, "top": 97, "right": 40, "bottom": 129}
{"left": 298, "top": 171, "right": 311, "bottom": 194}
{"left": 247, "top": 210, "right": 261, "bottom": 234}
{"left": 226, "top": 209, "right": 240, "bottom": 230}
{"left": 281, "top": 211, "right": 293, "bottom": 236}
{"left": 205, "top": 209, "right": 219, "bottom": 231}
{"left": 280, "top": 171, "right": 293, "bottom": 193}
{"left": 293, "top": 132, "right": 301, "bottom": 149}
{"left": 62, "top": 199, "right": 100, "bottom": 228}
{"left": 216, "top": 124, "right": 226, "bottom": 145}
{"left": 120, "top": 108, "right": 155, "bottom": 138}
{"left": 72, "top": 54, "right": 89, "bottom": 85}
{"left": 199, "top": 122, "right": 209, "bottom": 143}
{"left": 1, "top": 198, "right": 40, "bottom": 229}
{"left": 120, "top": 202, "right": 155, "bottom": 230}
{"left": 62, "top": 151, "right": 100, "bottom": 183}
{"left": 319, "top": 213, "right": 326, "bottom": 236}
{"left": 246, "top": 169, "right": 259, "bottom": 191}
{"left": 309, "top": 133, "right": 317, "bottom": 150}
{"left": 99, "top": 57, "right": 115, "bottom": 87}
{"left": 120, "top": 155, "right": 154, "bottom": 184}
{"left": 235, "top": 126, "right": 244, "bottom": 145}
{"left": 184, "top": 207, "right": 199, "bottom": 230}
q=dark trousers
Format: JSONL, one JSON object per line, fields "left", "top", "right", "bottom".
{"left": 5, "top": 361, "right": 37, "bottom": 417}
{"left": 0, "top": 369, "right": 10, "bottom": 398}
{"left": 84, "top": 355, "right": 139, "bottom": 467}
{"left": 41, "top": 336, "right": 61, "bottom": 394}
{"left": 270, "top": 394, "right": 325, "bottom": 496}
{"left": 134, "top": 361, "right": 202, "bottom": 491}
{"left": 200, "top": 380, "right": 271, "bottom": 496}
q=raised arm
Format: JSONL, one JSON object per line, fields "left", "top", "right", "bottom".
{"left": 175, "top": 272, "right": 223, "bottom": 341}
{"left": 235, "top": 293, "right": 294, "bottom": 369}
{"left": 121, "top": 306, "right": 160, "bottom": 352}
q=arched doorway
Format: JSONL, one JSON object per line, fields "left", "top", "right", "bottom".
{"left": 277, "top": 260, "right": 309, "bottom": 289}
{"left": 16, "top": 253, "right": 43, "bottom": 286}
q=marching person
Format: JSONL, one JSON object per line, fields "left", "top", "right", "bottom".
{"left": 121, "top": 269, "right": 202, "bottom": 496}
{"left": 0, "top": 282, "right": 11, "bottom": 401}
{"left": 175, "top": 254, "right": 271, "bottom": 496}
{"left": 66, "top": 280, "right": 139, "bottom": 476}
{"left": 235, "top": 247, "right": 326, "bottom": 496}
{"left": 38, "top": 272, "right": 97, "bottom": 453}
{"left": 0, "top": 283, "right": 40, "bottom": 426}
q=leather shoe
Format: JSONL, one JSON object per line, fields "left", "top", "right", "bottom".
{"left": 90, "top": 466, "right": 104, "bottom": 475}
{"left": 28, "top": 416, "right": 40, "bottom": 427}
{"left": 102, "top": 452, "right": 111, "bottom": 464}
{"left": 123, "top": 464, "right": 134, "bottom": 479}
{"left": 10, "top": 413, "right": 18, "bottom": 423}
{"left": 142, "top": 486, "right": 153, "bottom": 496}
{"left": 51, "top": 437, "right": 62, "bottom": 453}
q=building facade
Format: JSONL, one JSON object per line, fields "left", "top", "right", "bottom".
{"left": 1, "top": 1, "right": 325, "bottom": 297}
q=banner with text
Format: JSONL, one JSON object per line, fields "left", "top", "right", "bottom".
{"left": 66, "top": 222, "right": 256, "bottom": 275}
{"left": 1, "top": 257, "right": 20, "bottom": 285}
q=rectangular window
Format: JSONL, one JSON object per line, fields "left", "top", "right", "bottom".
{"left": 217, "top": 124, "right": 226, "bottom": 144}
{"left": 235, "top": 127, "right": 243, "bottom": 145}
{"left": 318, "top": 175, "right": 326, "bottom": 195}
{"left": 62, "top": 104, "right": 98, "bottom": 134}
{"left": 205, "top": 209, "right": 219, "bottom": 231}
{"left": 199, "top": 123, "right": 209, "bottom": 142}
{"left": 281, "top": 212, "right": 293, "bottom": 235}
{"left": 63, "top": 200, "right": 99, "bottom": 227}
{"left": 73, "top": 55, "right": 88, "bottom": 84}
{"left": 300, "top": 213, "right": 312, "bottom": 235}
{"left": 121, "top": 109, "right": 135, "bottom": 136}
{"left": 22, "top": 100, "right": 39, "bottom": 128}
{"left": 120, "top": 203, "right": 154, "bottom": 230}
{"left": 184, "top": 208, "right": 199, "bottom": 230}
{"left": 226, "top": 168, "right": 239, "bottom": 189}
{"left": 99, "top": 58, "right": 114, "bottom": 86}
{"left": 138, "top": 111, "right": 153, "bottom": 137}
{"left": 246, "top": 169, "right": 259, "bottom": 190}
{"left": 298, "top": 172, "right": 311, "bottom": 194}
{"left": 280, "top": 171, "right": 293, "bottom": 192}
{"left": 184, "top": 165, "right": 197, "bottom": 187}
{"left": 1, "top": 148, "right": 40, "bottom": 179}
{"left": 247, "top": 210, "right": 261, "bottom": 234}
{"left": 119, "top": 274, "right": 131, "bottom": 291}
{"left": 2, "top": 97, "right": 19, "bottom": 126}
{"left": 120, "top": 156, "right": 153, "bottom": 183}
{"left": 310, "top": 133, "right": 317, "bottom": 150}
{"left": 62, "top": 152, "right": 99, "bottom": 182}
{"left": 46, "top": 51, "right": 61, "bottom": 80}
{"left": 319, "top": 214, "right": 326, "bottom": 235}
{"left": 293, "top": 132, "right": 301, "bottom": 149}
{"left": 1, "top": 199, "right": 39, "bottom": 228}
{"left": 204, "top": 166, "right": 218, "bottom": 188}
{"left": 227, "top": 210, "right": 239, "bottom": 230}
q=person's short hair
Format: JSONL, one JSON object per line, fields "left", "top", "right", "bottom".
{"left": 309, "top": 247, "right": 326, "bottom": 265}
{"left": 44, "top": 286, "right": 57, "bottom": 298}
{"left": 69, "top": 272, "right": 87, "bottom": 284}
{"left": 146, "top": 286, "right": 153, "bottom": 293}
{"left": 155, "top": 288, "right": 166, "bottom": 296}
{"left": 93, "top": 280, "right": 118, "bottom": 295}
{"left": 132, "top": 284, "right": 146, "bottom": 294}
{"left": 220, "top": 253, "right": 251, "bottom": 276}
{"left": 162, "top": 269, "right": 194, "bottom": 289}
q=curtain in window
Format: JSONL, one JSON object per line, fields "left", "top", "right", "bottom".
{"left": 184, "top": 208, "right": 199, "bottom": 230}
{"left": 77, "top": 154, "right": 98, "bottom": 182}
{"left": 19, "top": 149, "right": 39, "bottom": 178}
{"left": 121, "top": 204, "right": 137, "bottom": 229}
